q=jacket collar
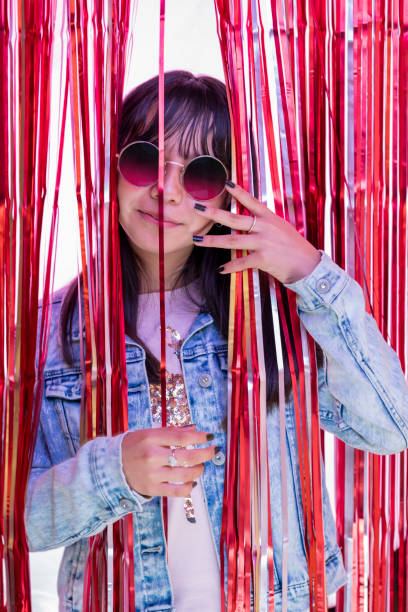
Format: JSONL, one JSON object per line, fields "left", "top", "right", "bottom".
{"left": 72, "top": 310, "right": 216, "bottom": 349}
{"left": 124, "top": 311, "right": 216, "bottom": 348}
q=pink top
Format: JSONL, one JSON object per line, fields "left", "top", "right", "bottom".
{"left": 137, "top": 282, "right": 221, "bottom": 612}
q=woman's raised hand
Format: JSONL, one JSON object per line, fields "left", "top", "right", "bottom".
{"left": 121, "top": 426, "right": 217, "bottom": 498}
{"left": 193, "top": 183, "right": 322, "bottom": 285}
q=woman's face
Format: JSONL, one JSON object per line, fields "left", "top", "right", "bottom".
{"left": 117, "top": 139, "right": 227, "bottom": 260}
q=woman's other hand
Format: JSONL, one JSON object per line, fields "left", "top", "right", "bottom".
{"left": 121, "top": 426, "right": 217, "bottom": 498}
{"left": 192, "top": 182, "right": 322, "bottom": 285}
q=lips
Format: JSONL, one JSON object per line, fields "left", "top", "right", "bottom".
{"left": 138, "top": 210, "right": 181, "bottom": 226}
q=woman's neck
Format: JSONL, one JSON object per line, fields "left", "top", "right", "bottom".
{"left": 134, "top": 245, "right": 195, "bottom": 294}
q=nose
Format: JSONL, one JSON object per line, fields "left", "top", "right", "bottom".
{"left": 150, "top": 163, "right": 183, "bottom": 205}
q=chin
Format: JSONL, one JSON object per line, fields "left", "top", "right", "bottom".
{"left": 128, "top": 235, "right": 193, "bottom": 256}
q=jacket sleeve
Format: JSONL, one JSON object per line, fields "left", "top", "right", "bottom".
{"left": 283, "top": 250, "right": 408, "bottom": 454}
{"left": 25, "top": 427, "right": 149, "bottom": 552}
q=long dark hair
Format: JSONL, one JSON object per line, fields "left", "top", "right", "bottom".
{"left": 60, "top": 70, "right": 307, "bottom": 406}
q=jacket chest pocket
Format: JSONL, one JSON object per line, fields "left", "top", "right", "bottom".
{"left": 127, "top": 381, "right": 152, "bottom": 430}
{"left": 44, "top": 375, "right": 82, "bottom": 456}
{"left": 125, "top": 358, "right": 151, "bottom": 430}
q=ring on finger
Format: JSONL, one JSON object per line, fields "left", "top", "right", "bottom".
{"left": 168, "top": 448, "right": 178, "bottom": 467}
{"left": 247, "top": 215, "right": 257, "bottom": 234}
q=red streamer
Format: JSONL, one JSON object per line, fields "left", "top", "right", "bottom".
{"left": 0, "top": 1, "right": 64, "bottom": 609}
{"left": 65, "top": 0, "right": 135, "bottom": 608}
{"left": 158, "top": 0, "right": 168, "bottom": 539}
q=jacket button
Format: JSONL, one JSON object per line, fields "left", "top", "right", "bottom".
{"left": 316, "top": 278, "right": 331, "bottom": 293}
{"left": 119, "top": 498, "right": 133, "bottom": 511}
{"left": 212, "top": 451, "right": 225, "bottom": 466}
{"left": 198, "top": 373, "right": 212, "bottom": 388}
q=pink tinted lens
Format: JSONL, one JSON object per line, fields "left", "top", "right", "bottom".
{"left": 183, "top": 156, "right": 227, "bottom": 200}
{"left": 118, "top": 142, "right": 158, "bottom": 186}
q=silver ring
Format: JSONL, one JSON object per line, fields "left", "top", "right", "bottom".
{"left": 247, "top": 215, "right": 257, "bottom": 233}
{"left": 168, "top": 448, "right": 178, "bottom": 467}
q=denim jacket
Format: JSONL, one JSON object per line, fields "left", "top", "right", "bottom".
{"left": 25, "top": 251, "right": 408, "bottom": 611}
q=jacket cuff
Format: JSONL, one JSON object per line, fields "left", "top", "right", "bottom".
{"left": 283, "top": 250, "right": 350, "bottom": 310}
{"left": 91, "top": 433, "right": 151, "bottom": 516}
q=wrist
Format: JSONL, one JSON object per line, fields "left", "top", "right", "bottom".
{"left": 285, "top": 250, "right": 322, "bottom": 284}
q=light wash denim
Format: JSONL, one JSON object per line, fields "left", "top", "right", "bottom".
{"left": 25, "top": 251, "right": 408, "bottom": 611}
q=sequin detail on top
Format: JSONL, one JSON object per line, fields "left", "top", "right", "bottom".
{"left": 150, "top": 374, "right": 191, "bottom": 427}
{"left": 149, "top": 326, "right": 196, "bottom": 523}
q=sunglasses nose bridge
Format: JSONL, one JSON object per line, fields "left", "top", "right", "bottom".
{"left": 165, "top": 160, "right": 185, "bottom": 170}
{"left": 163, "top": 161, "right": 185, "bottom": 181}
{"left": 161, "top": 161, "right": 186, "bottom": 203}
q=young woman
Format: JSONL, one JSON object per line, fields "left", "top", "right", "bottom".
{"left": 26, "top": 71, "right": 408, "bottom": 611}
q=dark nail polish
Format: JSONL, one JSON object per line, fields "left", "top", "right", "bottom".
{"left": 194, "top": 203, "right": 207, "bottom": 212}
{"left": 207, "top": 433, "right": 214, "bottom": 441}
{"left": 192, "top": 481, "right": 198, "bottom": 488}
{"left": 214, "top": 446, "right": 221, "bottom": 454}
{"left": 193, "top": 235, "right": 204, "bottom": 242}
{"left": 218, "top": 266, "right": 224, "bottom": 273}
{"left": 225, "top": 179, "right": 235, "bottom": 188}
{"left": 187, "top": 516, "right": 197, "bottom": 523}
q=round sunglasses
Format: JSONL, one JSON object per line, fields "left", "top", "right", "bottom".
{"left": 117, "top": 140, "right": 228, "bottom": 201}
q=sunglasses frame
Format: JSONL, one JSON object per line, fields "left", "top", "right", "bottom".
{"left": 117, "top": 140, "right": 228, "bottom": 201}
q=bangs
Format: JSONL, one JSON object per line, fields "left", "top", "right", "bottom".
{"left": 139, "top": 96, "right": 229, "bottom": 167}
{"left": 167, "top": 99, "right": 216, "bottom": 159}
{"left": 118, "top": 71, "right": 231, "bottom": 171}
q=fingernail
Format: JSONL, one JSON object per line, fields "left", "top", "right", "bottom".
{"left": 225, "top": 179, "right": 235, "bottom": 188}
{"left": 192, "top": 481, "right": 198, "bottom": 488}
{"left": 218, "top": 266, "right": 224, "bottom": 273}
{"left": 214, "top": 446, "right": 221, "bottom": 454}
{"left": 187, "top": 516, "right": 197, "bottom": 523}
{"left": 194, "top": 203, "right": 207, "bottom": 212}
{"left": 193, "top": 235, "right": 204, "bottom": 242}
{"left": 181, "top": 423, "right": 196, "bottom": 428}
{"left": 206, "top": 433, "right": 214, "bottom": 441}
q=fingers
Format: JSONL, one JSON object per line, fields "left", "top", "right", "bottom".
{"left": 218, "top": 252, "right": 260, "bottom": 275}
{"left": 145, "top": 425, "right": 213, "bottom": 448}
{"left": 171, "top": 445, "right": 216, "bottom": 467}
{"left": 160, "top": 464, "right": 204, "bottom": 482}
{"left": 194, "top": 203, "right": 261, "bottom": 233}
{"left": 140, "top": 442, "right": 217, "bottom": 469}
{"left": 157, "top": 482, "right": 198, "bottom": 498}
{"left": 193, "top": 231, "right": 262, "bottom": 251}
{"left": 141, "top": 466, "right": 204, "bottom": 498}
{"left": 224, "top": 182, "right": 270, "bottom": 215}
{"left": 121, "top": 427, "right": 218, "bottom": 498}
{"left": 123, "top": 427, "right": 217, "bottom": 469}
{"left": 194, "top": 180, "right": 279, "bottom": 234}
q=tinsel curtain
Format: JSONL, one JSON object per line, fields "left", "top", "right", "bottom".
{"left": 0, "top": 1, "right": 64, "bottom": 609}
{"left": 66, "top": 0, "right": 136, "bottom": 609}
{"left": 0, "top": 1, "right": 407, "bottom": 611}
{"left": 214, "top": 1, "right": 407, "bottom": 610}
